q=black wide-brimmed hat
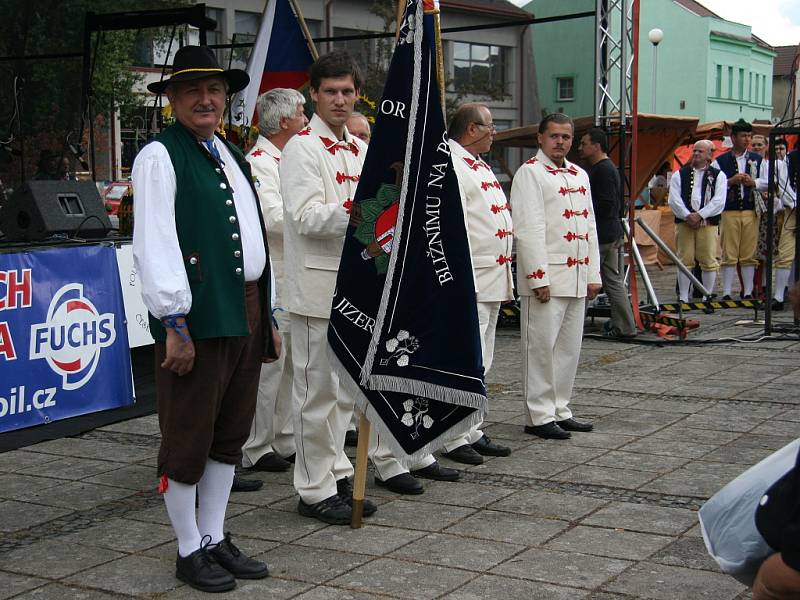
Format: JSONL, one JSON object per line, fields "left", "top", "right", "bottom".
{"left": 147, "top": 45, "right": 249, "bottom": 94}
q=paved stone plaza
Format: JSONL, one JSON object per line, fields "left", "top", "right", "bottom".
{"left": 1, "top": 268, "right": 798, "bottom": 599}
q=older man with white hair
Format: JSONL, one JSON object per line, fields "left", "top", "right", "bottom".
{"left": 242, "top": 88, "right": 308, "bottom": 473}
{"left": 668, "top": 140, "right": 727, "bottom": 302}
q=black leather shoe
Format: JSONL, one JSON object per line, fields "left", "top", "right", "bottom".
{"left": 176, "top": 541, "right": 236, "bottom": 592}
{"left": 298, "top": 494, "right": 352, "bottom": 525}
{"left": 336, "top": 477, "right": 377, "bottom": 516}
{"left": 772, "top": 299, "right": 785, "bottom": 311}
{"left": 411, "top": 461, "right": 461, "bottom": 481}
{"left": 248, "top": 452, "right": 291, "bottom": 472}
{"left": 231, "top": 475, "right": 263, "bottom": 492}
{"left": 556, "top": 417, "right": 594, "bottom": 432}
{"left": 524, "top": 422, "right": 571, "bottom": 440}
{"left": 209, "top": 533, "right": 269, "bottom": 579}
{"left": 375, "top": 473, "right": 424, "bottom": 495}
{"left": 284, "top": 453, "right": 296, "bottom": 464}
{"left": 441, "top": 444, "right": 484, "bottom": 465}
{"left": 722, "top": 294, "right": 732, "bottom": 301}
{"left": 471, "top": 434, "right": 511, "bottom": 457}
{"left": 742, "top": 294, "right": 753, "bottom": 300}
{"left": 345, "top": 430, "right": 359, "bottom": 447}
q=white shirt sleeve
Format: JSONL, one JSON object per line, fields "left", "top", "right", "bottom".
{"left": 755, "top": 159, "right": 768, "bottom": 193}
{"left": 280, "top": 140, "right": 349, "bottom": 239}
{"left": 668, "top": 170, "right": 690, "bottom": 220}
{"left": 510, "top": 166, "right": 549, "bottom": 289}
{"left": 699, "top": 170, "right": 727, "bottom": 219}
{"left": 777, "top": 161, "right": 797, "bottom": 209}
{"left": 131, "top": 142, "right": 192, "bottom": 319}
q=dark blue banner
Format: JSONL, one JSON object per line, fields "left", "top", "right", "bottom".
{"left": 0, "top": 245, "right": 134, "bottom": 433}
{"left": 328, "top": 0, "right": 486, "bottom": 460}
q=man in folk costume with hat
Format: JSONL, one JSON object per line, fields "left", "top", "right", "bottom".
{"left": 711, "top": 119, "right": 768, "bottom": 299}
{"left": 279, "top": 50, "right": 377, "bottom": 524}
{"left": 667, "top": 140, "right": 727, "bottom": 303}
{"left": 511, "top": 113, "right": 601, "bottom": 441}
{"left": 133, "top": 45, "right": 279, "bottom": 592}
{"left": 772, "top": 145, "right": 800, "bottom": 310}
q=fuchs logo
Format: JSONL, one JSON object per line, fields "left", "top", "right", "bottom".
{"left": 29, "top": 284, "right": 116, "bottom": 390}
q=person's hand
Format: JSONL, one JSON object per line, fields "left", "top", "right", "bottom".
{"left": 264, "top": 323, "right": 282, "bottom": 364}
{"left": 685, "top": 213, "right": 702, "bottom": 229}
{"left": 587, "top": 284, "right": 602, "bottom": 300}
{"left": 728, "top": 173, "right": 745, "bottom": 186}
{"left": 162, "top": 324, "right": 195, "bottom": 376}
{"left": 349, "top": 203, "right": 363, "bottom": 227}
{"left": 533, "top": 286, "right": 550, "bottom": 303}
{"left": 742, "top": 174, "right": 756, "bottom": 188}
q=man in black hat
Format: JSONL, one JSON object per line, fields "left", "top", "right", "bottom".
{"left": 712, "top": 119, "right": 767, "bottom": 299}
{"left": 132, "top": 45, "right": 279, "bottom": 593}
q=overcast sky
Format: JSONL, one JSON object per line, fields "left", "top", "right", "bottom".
{"left": 509, "top": 0, "right": 800, "bottom": 47}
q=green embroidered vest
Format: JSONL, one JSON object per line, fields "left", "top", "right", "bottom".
{"left": 147, "top": 122, "right": 274, "bottom": 353}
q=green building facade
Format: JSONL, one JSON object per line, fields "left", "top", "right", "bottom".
{"left": 524, "top": 0, "right": 775, "bottom": 123}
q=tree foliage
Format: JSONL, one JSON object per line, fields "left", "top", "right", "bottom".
{"left": 0, "top": 0, "right": 186, "bottom": 185}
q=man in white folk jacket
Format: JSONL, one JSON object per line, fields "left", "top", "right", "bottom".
{"left": 242, "top": 88, "right": 308, "bottom": 475}
{"left": 511, "top": 113, "right": 601, "bottom": 440}
{"left": 279, "top": 51, "right": 376, "bottom": 525}
{"left": 437, "top": 103, "right": 513, "bottom": 465}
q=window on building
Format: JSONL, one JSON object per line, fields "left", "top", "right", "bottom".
{"left": 749, "top": 72, "right": 753, "bottom": 101}
{"left": 738, "top": 68, "right": 744, "bottom": 100}
{"left": 761, "top": 75, "right": 766, "bottom": 105}
{"left": 715, "top": 65, "right": 722, "bottom": 97}
{"left": 230, "top": 10, "right": 259, "bottom": 68}
{"left": 453, "top": 42, "right": 508, "bottom": 96}
{"left": 486, "top": 119, "right": 512, "bottom": 177}
{"left": 333, "top": 27, "right": 378, "bottom": 75}
{"left": 727, "top": 66, "right": 733, "bottom": 99}
{"left": 755, "top": 75, "right": 760, "bottom": 105}
{"left": 556, "top": 77, "right": 575, "bottom": 101}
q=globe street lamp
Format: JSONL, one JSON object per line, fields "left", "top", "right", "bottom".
{"left": 648, "top": 28, "right": 664, "bottom": 113}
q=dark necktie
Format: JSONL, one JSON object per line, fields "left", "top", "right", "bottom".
{"left": 203, "top": 138, "right": 223, "bottom": 166}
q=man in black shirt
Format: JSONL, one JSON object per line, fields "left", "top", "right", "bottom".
{"left": 578, "top": 128, "right": 636, "bottom": 338}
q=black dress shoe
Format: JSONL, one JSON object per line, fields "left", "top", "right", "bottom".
{"left": 524, "top": 422, "right": 571, "bottom": 440}
{"left": 722, "top": 294, "right": 732, "bottom": 301}
{"left": 411, "top": 460, "right": 461, "bottom": 481}
{"left": 284, "top": 453, "right": 296, "bottom": 464}
{"left": 176, "top": 541, "right": 236, "bottom": 592}
{"left": 772, "top": 299, "right": 785, "bottom": 311}
{"left": 742, "top": 294, "right": 754, "bottom": 300}
{"left": 298, "top": 494, "right": 352, "bottom": 525}
{"left": 441, "top": 444, "right": 484, "bottom": 465}
{"left": 345, "top": 430, "right": 359, "bottom": 447}
{"left": 375, "top": 473, "right": 424, "bottom": 495}
{"left": 556, "top": 417, "right": 594, "bottom": 432}
{"left": 471, "top": 434, "right": 511, "bottom": 457}
{"left": 231, "top": 475, "right": 263, "bottom": 492}
{"left": 209, "top": 533, "right": 269, "bottom": 579}
{"left": 248, "top": 452, "right": 291, "bottom": 472}
{"left": 336, "top": 477, "right": 377, "bottom": 516}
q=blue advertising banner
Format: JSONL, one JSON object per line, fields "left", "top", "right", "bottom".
{"left": 0, "top": 245, "right": 134, "bottom": 433}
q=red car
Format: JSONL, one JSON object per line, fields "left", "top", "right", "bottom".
{"left": 102, "top": 182, "right": 132, "bottom": 215}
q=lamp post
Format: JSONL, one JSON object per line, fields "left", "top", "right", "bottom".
{"left": 648, "top": 28, "right": 664, "bottom": 114}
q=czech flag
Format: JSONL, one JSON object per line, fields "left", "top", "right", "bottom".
{"left": 231, "top": 0, "right": 315, "bottom": 127}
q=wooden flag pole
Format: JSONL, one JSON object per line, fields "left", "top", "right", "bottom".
{"left": 433, "top": 8, "right": 446, "bottom": 112}
{"left": 287, "top": 0, "right": 320, "bottom": 60}
{"left": 395, "top": 0, "right": 408, "bottom": 41}
{"left": 350, "top": 413, "right": 371, "bottom": 528}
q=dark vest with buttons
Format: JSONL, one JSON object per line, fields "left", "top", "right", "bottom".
{"left": 676, "top": 164, "right": 721, "bottom": 225}
{"left": 715, "top": 150, "right": 763, "bottom": 211}
{"left": 146, "top": 122, "right": 274, "bottom": 354}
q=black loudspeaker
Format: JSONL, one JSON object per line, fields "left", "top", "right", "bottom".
{"left": 0, "top": 180, "right": 111, "bottom": 241}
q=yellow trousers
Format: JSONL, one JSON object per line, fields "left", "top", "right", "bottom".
{"left": 675, "top": 222, "right": 719, "bottom": 271}
{"left": 776, "top": 209, "right": 796, "bottom": 269}
{"left": 721, "top": 210, "right": 759, "bottom": 267}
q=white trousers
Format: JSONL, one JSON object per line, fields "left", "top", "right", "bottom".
{"left": 521, "top": 296, "right": 583, "bottom": 426}
{"left": 290, "top": 314, "right": 353, "bottom": 504}
{"left": 369, "top": 427, "right": 436, "bottom": 481}
{"left": 443, "top": 300, "right": 499, "bottom": 451}
{"left": 242, "top": 309, "right": 296, "bottom": 466}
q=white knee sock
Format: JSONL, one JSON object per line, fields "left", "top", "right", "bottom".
{"left": 163, "top": 479, "right": 201, "bottom": 557}
{"left": 677, "top": 271, "right": 691, "bottom": 302}
{"left": 197, "top": 459, "right": 235, "bottom": 544}
{"left": 701, "top": 271, "right": 717, "bottom": 297}
{"left": 741, "top": 266, "right": 756, "bottom": 296}
{"left": 775, "top": 268, "right": 791, "bottom": 301}
{"left": 721, "top": 266, "right": 736, "bottom": 297}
